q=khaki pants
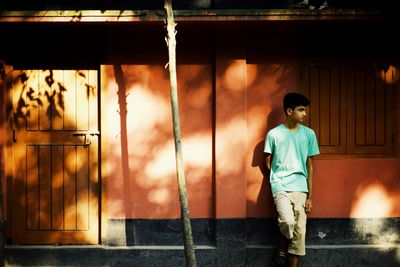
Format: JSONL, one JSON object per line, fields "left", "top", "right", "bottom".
{"left": 273, "top": 191, "right": 307, "bottom": 256}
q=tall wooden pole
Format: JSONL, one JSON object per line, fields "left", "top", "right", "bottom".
{"left": 163, "top": 1, "right": 197, "bottom": 266}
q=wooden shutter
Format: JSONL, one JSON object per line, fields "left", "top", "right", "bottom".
{"left": 346, "top": 65, "right": 395, "bottom": 154}
{"left": 300, "top": 64, "right": 346, "bottom": 154}
{"left": 301, "top": 63, "right": 396, "bottom": 156}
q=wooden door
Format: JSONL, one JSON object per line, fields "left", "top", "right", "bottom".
{"left": 11, "top": 69, "right": 99, "bottom": 244}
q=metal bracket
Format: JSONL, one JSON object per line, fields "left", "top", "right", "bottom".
{"left": 73, "top": 131, "right": 100, "bottom": 148}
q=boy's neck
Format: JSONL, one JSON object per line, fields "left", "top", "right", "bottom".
{"left": 284, "top": 118, "right": 300, "bottom": 132}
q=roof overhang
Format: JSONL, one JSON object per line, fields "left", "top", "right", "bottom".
{"left": 0, "top": 9, "right": 394, "bottom": 23}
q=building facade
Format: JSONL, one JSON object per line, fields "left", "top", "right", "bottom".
{"left": 0, "top": 1, "right": 399, "bottom": 266}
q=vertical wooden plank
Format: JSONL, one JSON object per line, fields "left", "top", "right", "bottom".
{"left": 375, "top": 73, "right": 385, "bottom": 145}
{"left": 88, "top": 70, "right": 98, "bottom": 130}
{"left": 365, "top": 67, "right": 376, "bottom": 145}
{"left": 76, "top": 70, "right": 89, "bottom": 131}
{"left": 319, "top": 67, "right": 330, "bottom": 146}
{"left": 39, "top": 70, "right": 51, "bottom": 131}
{"left": 39, "top": 146, "right": 51, "bottom": 230}
{"left": 309, "top": 67, "right": 320, "bottom": 141}
{"left": 299, "top": 65, "right": 309, "bottom": 97}
{"left": 88, "top": 69, "right": 99, "bottom": 234}
{"left": 385, "top": 76, "right": 394, "bottom": 153}
{"left": 64, "top": 71, "right": 77, "bottom": 130}
{"left": 52, "top": 146, "right": 64, "bottom": 230}
{"left": 347, "top": 67, "right": 356, "bottom": 151}
{"left": 339, "top": 67, "right": 347, "bottom": 153}
{"left": 26, "top": 70, "right": 39, "bottom": 131}
{"left": 76, "top": 146, "right": 89, "bottom": 230}
{"left": 355, "top": 68, "right": 366, "bottom": 145}
{"left": 52, "top": 70, "right": 64, "bottom": 131}
{"left": 26, "top": 146, "right": 39, "bottom": 230}
{"left": 330, "top": 68, "right": 340, "bottom": 146}
{"left": 64, "top": 146, "right": 77, "bottom": 230}
{"left": 299, "top": 65, "right": 310, "bottom": 127}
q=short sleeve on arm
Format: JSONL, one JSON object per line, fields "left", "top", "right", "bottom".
{"left": 308, "top": 130, "right": 319, "bottom": 156}
{"left": 264, "top": 132, "right": 274, "bottom": 154}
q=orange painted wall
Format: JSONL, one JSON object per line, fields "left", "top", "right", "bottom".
{"left": 101, "top": 59, "right": 400, "bottom": 220}
{"left": 101, "top": 64, "right": 214, "bottom": 219}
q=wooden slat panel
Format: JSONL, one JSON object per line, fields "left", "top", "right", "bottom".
{"left": 63, "top": 71, "right": 77, "bottom": 130}
{"left": 365, "top": 68, "right": 376, "bottom": 145}
{"left": 26, "top": 70, "right": 39, "bottom": 131}
{"left": 310, "top": 67, "right": 320, "bottom": 141}
{"left": 52, "top": 71, "right": 64, "bottom": 131}
{"left": 338, "top": 67, "right": 347, "bottom": 153}
{"left": 385, "top": 77, "right": 394, "bottom": 154}
{"left": 39, "top": 70, "right": 51, "bottom": 131}
{"left": 346, "top": 67, "right": 356, "bottom": 151}
{"left": 39, "top": 146, "right": 51, "bottom": 230}
{"left": 13, "top": 67, "right": 100, "bottom": 245}
{"left": 375, "top": 73, "right": 385, "bottom": 145}
{"left": 76, "top": 146, "right": 89, "bottom": 230}
{"left": 306, "top": 65, "right": 347, "bottom": 154}
{"left": 330, "top": 68, "right": 340, "bottom": 146}
{"left": 319, "top": 68, "right": 330, "bottom": 146}
{"left": 52, "top": 146, "right": 64, "bottom": 230}
{"left": 299, "top": 65, "right": 310, "bottom": 127}
{"left": 88, "top": 138, "right": 99, "bottom": 237}
{"left": 26, "top": 146, "right": 39, "bottom": 230}
{"left": 347, "top": 65, "right": 389, "bottom": 154}
{"left": 355, "top": 68, "right": 366, "bottom": 145}
{"left": 88, "top": 70, "right": 98, "bottom": 130}
{"left": 64, "top": 146, "right": 77, "bottom": 230}
{"left": 77, "top": 70, "right": 89, "bottom": 131}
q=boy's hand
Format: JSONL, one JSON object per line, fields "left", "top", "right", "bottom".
{"left": 305, "top": 198, "right": 313, "bottom": 213}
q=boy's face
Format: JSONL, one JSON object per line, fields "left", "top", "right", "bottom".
{"left": 287, "top": 105, "right": 307, "bottom": 123}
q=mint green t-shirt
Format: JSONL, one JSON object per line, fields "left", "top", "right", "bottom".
{"left": 264, "top": 124, "right": 319, "bottom": 194}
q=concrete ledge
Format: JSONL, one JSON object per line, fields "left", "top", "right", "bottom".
{"left": 248, "top": 245, "right": 400, "bottom": 267}
{"left": 5, "top": 245, "right": 217, "bottom": 267}
{"left": 5, "top": 244, "right": 400, "bottom": 267}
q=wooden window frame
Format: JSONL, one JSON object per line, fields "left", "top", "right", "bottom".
{"left": 300, "top": 63, "right": 397, "bottom": 159}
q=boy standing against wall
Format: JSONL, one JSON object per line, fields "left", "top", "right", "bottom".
{"left": 264, "top": 92, "right": 319, "bottom": 267}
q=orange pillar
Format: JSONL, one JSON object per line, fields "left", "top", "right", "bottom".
{"left": 215, "top": 28, "right": 247, "bottom": 219}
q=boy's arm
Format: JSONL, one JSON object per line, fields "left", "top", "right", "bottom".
{"left": 265, "top": 153, "right": 272, "bottom": 171}
{"left": 305, "top": 156, "right": 314, "bottom": 213}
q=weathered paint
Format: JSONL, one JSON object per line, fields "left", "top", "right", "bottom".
{"left": 101, "top": 64, "right": 214, "bottom": 219}
{"left": 100, "top": 60, "right": 400, "bottom": 220}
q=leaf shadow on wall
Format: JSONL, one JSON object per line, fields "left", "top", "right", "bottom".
{"left": 104, "top": 62, "right": 215, "bottom": 246}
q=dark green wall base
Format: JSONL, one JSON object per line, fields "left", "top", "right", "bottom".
{"left": 104, "top": 218, "right": 400, "bottom": 247}
{"left": 5, "top": 218, "right": 400, "bottom": 266}
{"left": 6, "top": 244, "right": 400, "bottom": 266}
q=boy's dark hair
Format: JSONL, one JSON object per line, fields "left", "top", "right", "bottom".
{"left": 283, "top": 92, "right": 310, "bottom": 114}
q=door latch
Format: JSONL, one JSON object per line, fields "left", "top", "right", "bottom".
{"left": 73, "top": 131, "right": 100, "bottom": 148}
